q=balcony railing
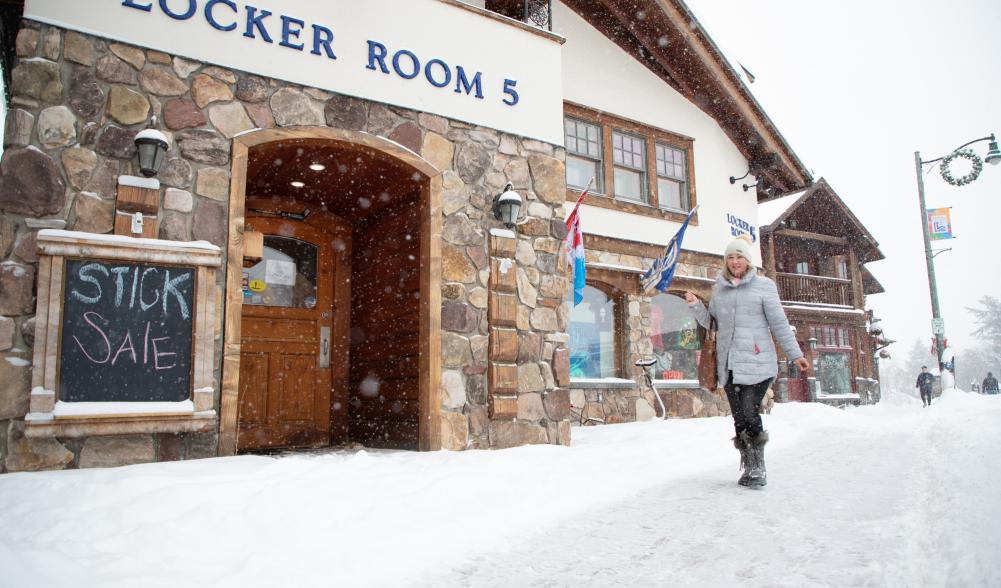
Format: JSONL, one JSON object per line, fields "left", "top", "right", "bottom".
{"left": 776, "top": 272, "right": 854, "bottom": 308}
{"left": 486, "top": 0, "right": 552, "bottom": 31}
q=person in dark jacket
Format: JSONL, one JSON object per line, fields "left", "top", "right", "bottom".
{"left": 984, "top": 372, "right": 999, "bottom": 395}
{"left": 916, "top": 366, "right": 935, "bottom": 406}
{"left": 687, "top": 236, "right": 808, "bottom": 488}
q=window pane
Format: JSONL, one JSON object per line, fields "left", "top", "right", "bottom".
{"left": 243, "top": 236, "right": 318, "bottom": 309}
{"left": 566, "top": 156, "right": 599, "bottom": 191}
{"left": 818, "top": 352, "right": 852, "bottom": 395}
{"left": 614, "top": 168, "right": 644, "bottom": 200}
{"left": 569, "top": 286, "right": 617, "bottom": 379}
{"left": 565, "top": 118, "right": 601, "bottom": 160}
{"left": 612, "top": 131, "right": 644, "bottom": 170}
{"left": 657, "top": 178, "right": 687, "bottom": 211}
{"left": 656, "top": 144, "right": 687, "bottom": 182}
{"left": 795, "top": 261, "right": 810, "bottom": 275}
{"left": 649, "top": 294, "right": 703, "bottom": 380}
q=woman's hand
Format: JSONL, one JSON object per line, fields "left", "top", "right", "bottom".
{"left": 794, "top": 357, "right": 810, "bottom": 372}
{"left": 684, "top": 291, "right": 697, "bottom": 304}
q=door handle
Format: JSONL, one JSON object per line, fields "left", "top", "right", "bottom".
{"left": 319, "top": 326, "right": 331, "bottom": 368}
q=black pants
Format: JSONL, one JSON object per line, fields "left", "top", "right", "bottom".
{"left": 724, "top": 372, "right": 772, "bottom": 439}
{"left": 920, "top": 387, "right": 932, "bottom": 405}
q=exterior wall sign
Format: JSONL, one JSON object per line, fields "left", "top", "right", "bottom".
{"left": 726, "top": 213, "right": 756, "bottom": 242}
{"left": 24, "top": 0, "right": 564, "bottom": 144}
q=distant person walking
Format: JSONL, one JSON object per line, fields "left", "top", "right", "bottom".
{"left": 916, "top": 366, "right": 935, "bottom": 407}
{"left": 984, "top": 372, "right": 999, "bottom": 395}
{"left": 686, "top": 236, "right": 808, "bottom": 488}
{"left": 970, "top": 381, "right": 981, "bottom": 393}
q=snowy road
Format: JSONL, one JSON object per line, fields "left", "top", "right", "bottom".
{"left": 417, "top": 395, "right": 1001, "bottom": 587}
{"left": 1, "top": 391, "right": 999, "bottom": 587}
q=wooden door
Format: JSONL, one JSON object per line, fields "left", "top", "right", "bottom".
{"left": 786, "top": 342, "right": 810, "bottom": 402}
{"left": 237, "top": 217, "right": 335, "bottom": 451}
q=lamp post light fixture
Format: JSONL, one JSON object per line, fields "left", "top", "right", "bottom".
{"left": 492, "top": 182, "right": 522, "bottom": 229}
{"left": 134, "top": 127, "right": 170, "bottom": 178}
{"left": 913, "top": 133, "right": 999, "bottom": 374}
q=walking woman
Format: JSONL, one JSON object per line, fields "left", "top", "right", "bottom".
{"left": 685, "top": 236, "right": 809, "bottom": 487}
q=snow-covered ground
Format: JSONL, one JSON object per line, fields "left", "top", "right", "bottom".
{"left": 1, "top": 390, "right": 999, "bottom": 587}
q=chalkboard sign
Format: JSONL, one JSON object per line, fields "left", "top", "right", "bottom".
{"left": 58, "top": 259, "right": 196, "bottom": 403}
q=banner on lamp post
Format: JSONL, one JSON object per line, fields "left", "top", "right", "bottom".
{"left": 927, "top": 207, "right": 954, "bottom": 240}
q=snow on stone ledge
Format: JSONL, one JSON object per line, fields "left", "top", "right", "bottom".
{"left": 52, "top": 400, "right": 195, "bottom": 418}
{"left": 37, "top": 229, "right": 221, "bottom": 252}
{"left": 117, "top": 175, "right": 161, "bottom": 190}
{"left": 489, "top": 228, "right": 516, "bottom": 238}
{"left": 570, "top": 377, "right": 638, "bottom": 389}
{"left": 585, "top": 261, "right": 644, "bottom": 274}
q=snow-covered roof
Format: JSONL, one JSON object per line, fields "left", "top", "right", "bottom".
{"left": 757, "top": 189, "right": 808, "bottom": 228}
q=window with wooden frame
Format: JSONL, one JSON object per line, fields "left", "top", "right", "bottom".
{"left": 612, "top": 130, "right": 647, "bottom": 202}
{"left": 655, "top": 143, "right": 689, "bottom": 211}
{"left": 563, "top": 103, "right": 698, "bottom": 223}
{"left": 564, "top": 117, "right": 604, "bottom": 194}
{"left": 569, "top": 283, "right": 623, "bottom": 379}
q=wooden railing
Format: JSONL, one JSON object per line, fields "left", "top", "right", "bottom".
{"left": 775, "top": 272, "right": 854, "bottom": 307}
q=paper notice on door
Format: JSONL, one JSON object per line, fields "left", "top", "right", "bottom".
{"left": 265, "top": 259, "right": 296, "bottom": 286}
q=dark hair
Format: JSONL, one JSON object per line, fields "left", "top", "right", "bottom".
{"left": 921, "top": 365, "right": 927, "bottom": 369}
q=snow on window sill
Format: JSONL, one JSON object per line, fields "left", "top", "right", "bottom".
{"left": 52, "top": 400, "right": 195, "bottom": 419}
{"left": 569, "top": 377, "right": 637, "bottom": 390}
{"left": 652, "top": 379, "right": 701, "bottom": 390}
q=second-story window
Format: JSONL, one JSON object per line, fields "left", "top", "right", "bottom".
{"left": 563, "top": 104, "right": 697, "bottom": 222}
{"left": 565, "top": 118, "right": 603, "bottom": 193}
{"left": 656, "top": 144, "right": 689, "bottom": 211}
{"left": 612, "top": 131, "right": 646, "bottom": 202}
{"left": 795, "top": 261, "right": 810, "bottom": 275}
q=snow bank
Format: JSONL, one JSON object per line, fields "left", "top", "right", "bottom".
{"left": 1, "top": 397, "right": 999, "bottom": 587}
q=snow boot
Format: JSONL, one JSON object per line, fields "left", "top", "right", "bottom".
{"left": 744, "top": 431, "right": 768, "bottom": 487}
{"left": 734, "top": 435, "right": 751, "bottom": 486}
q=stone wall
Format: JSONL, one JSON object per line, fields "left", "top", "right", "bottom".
{"left": 0, "top": 21, "right": 570, "bottom": 471}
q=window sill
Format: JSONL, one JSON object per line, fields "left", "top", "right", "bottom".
{"left": 652, "top": 379, "right": 701, "bottom": 390}
{"left": 567, "top": 190, "right": 697, "bottom": 224}
{"left": 569, "top": 377, "right": 638, "bottom": 390}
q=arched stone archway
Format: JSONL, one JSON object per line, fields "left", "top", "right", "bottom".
{"left": 218, "top": 127, "right": 443, "bottom": 456}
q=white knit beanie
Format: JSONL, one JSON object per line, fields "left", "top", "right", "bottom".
{"left": 724, "top": 235, "right": 753, "bottom": 260}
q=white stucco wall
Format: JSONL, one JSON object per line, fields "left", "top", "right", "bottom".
{"left": 554, "top": 1, "right": 761, "bottom": 265}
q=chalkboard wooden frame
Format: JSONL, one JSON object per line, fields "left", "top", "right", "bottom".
{"left": 25, "top": 230, "right": 223, "bottom": 439}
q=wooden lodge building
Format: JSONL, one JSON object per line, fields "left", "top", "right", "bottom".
{"left": 758, "top": 179, "right": 886, "bottom": 406}
{"left": 0, "top": 0, "right": 879, "bottom": 472}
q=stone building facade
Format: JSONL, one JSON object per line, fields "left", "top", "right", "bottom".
{"left": 0, "top": 18, "right": 573, "bottom": 471}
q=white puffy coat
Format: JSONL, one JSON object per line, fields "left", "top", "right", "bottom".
{"left": 689, "top": 267, "right": 803, "bottom": 386}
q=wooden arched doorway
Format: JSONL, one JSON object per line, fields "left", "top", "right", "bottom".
{"left": 219, "top": 128, "right": 443, "bottom": 455}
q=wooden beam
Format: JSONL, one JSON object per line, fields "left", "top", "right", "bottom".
{"left": 773, "top": 228, "right": 848, "bottom": 246}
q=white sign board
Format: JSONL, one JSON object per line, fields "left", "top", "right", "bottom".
{"left": 24, "top": 0, "right": 565, "bottom": 144}
{"left": 931, "top": 317, "right": 945, "bottom": 335}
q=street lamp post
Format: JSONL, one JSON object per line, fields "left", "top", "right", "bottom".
{"left": 913, "top": 133, "right": 1001, "bottom": 375}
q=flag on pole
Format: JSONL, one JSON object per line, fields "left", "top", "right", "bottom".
{"left": 926, "top": 207, "right": 954, "bottom": 240}
{"left": 640, "top": 206, "right": 698, "bottom": 293}
{"left": 564, "top": 178, "right": 593, "bottom": 306}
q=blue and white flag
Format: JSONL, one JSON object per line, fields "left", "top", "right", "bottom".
{"left": 640, "top": 206, "right": 698, "bottom": 293}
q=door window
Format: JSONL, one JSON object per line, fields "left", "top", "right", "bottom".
{"left": 242, "top": 236, "right": 318, "bottom": 308}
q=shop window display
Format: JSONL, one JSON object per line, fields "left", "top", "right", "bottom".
{"left": 569, "top": 285, "right": 617, "bottom": 379}
{"left": 650, "top": 293, "right": 703, "bottom": 380}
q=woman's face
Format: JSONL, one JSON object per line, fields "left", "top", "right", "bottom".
{"left": 727, "top": 254, "right": 749, "bottom": 278}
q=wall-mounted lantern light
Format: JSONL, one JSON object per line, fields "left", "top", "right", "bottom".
{"left": 134, "top": 125, "right": 170, "bottom": 178}
{"left": 807, "top": 336, "right": 818, "bottom": 353}
{"left": 492, "top": 182, "right": 522, "bottom": 229}
{"left": 868, "top": 317, "right": 883, "bottom": 336}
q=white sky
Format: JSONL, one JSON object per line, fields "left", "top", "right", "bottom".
{"left": 684, "top": 0, "right": 1001, "bottom": 361}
